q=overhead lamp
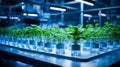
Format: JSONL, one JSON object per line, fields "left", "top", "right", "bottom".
{"left": 50, "top": 7, "right": 66, "bottom": 12}
{"left": 0, "top": 16, "right": 7, "bottom": 19}
{"left": 23, "top": 13, "right": 27, "bottom": 16}
{"left": 75, "top": 0, "right": 94, "bottom": 6}
{"left": 28, "top": 14, "right": 38, "bottom": 17}
{"left": 21, "top": 2, "right": 24, "bottom": 5}
{"left": 23, "top": 13, "right": 38, "bottom": 17}
{"left": 98, "top": 13, "right": 106, "bottom": 17}
{"left": 84, "top": 14, "right": 92, "bottom": 17}
{"left": 21, "top": 5, "right": 25, "bottom": 10}
{"left": 10, "top": 17, "right": 19, "bottom": 19}
{"left": 100, "top": 13, "right": 106, "bottom": 16}
{"left": 21, "top": 2, "right": 25, "bottom": 10}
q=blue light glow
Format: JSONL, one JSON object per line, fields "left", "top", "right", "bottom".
{"left": 23, "top": 13, "right": 38, "bottom": 17}
{"left": 84, "top": 14, "right": 92, "bottom": 17}
{"left": 50, "top": 7, "right": 66, "bottom": 12}
{"left": 0, "top": 16, "right": 7, "bottom": 19}
{"left": 10, "top": 17, "right": 19, "bottom": 19}
{"left": 75, "top": 0, "right": 94, "bottom": 6}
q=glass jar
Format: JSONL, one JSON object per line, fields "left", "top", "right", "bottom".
{"left": 90, "top": 42, "right": 99, "bottom": 54}
{"left": 29, "top": 40, "right": 37, "bottom": 50}
{"left": 23, "top": 39, "right": 29, "bottom": 49}
{"left": 44, "top": 42, "right": 53, "bottom": 53}
{"left": 37, "top": 41, "right": 44, "bottom": 51}
{"left": 56, "top": 43, "right": 65, "bottom": 55}
{"left": 71, "top": 44, "right": 80, "bottom": 57}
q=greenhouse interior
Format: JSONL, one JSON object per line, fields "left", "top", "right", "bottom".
{"left": 0, "top": 0, "right": 120, "bottom": 67}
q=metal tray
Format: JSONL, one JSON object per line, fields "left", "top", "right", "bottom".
{"left": 0, "top": 44, "right": 120, "bottom": 62}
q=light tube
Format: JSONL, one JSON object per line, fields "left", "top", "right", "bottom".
{"left": 75, "top": 0, "right": 94, "bottom": 6}
{"left": 28, "top": 14, "right": 38, "bottom": 17}
{"left": 10, "top": 17, "right": 19, "bottom": 19}
{"left": 100, "top": 13, "right": 106, "bottom": 17}
{"left": 50, "top": 7, "right": 66, "bottom": 12}
{"left": 84, "top": 14, "right": 92, "bottom": 17}
{"left": 23, "top": 13, "right": 27, "bottom": 16}
{"left": 23, "top": 13, "right": 38, "bottom": 17}
{"left": 21, "top": 5, "right": 25, "bottom": 10}
{"left": 21, "top": 2, "right": 24, "bottom": 5}
{"left": 0, "top": 16, "right": 7, "bottom": 19}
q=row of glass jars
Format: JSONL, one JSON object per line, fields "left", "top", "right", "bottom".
{"left": 83, "top": 39, "right": 120, "bottom": 53}
{"left": 0, "top": 35, "right": 120, "bottom": 57}
{"left": 0, "top": 36, "right": 79, "bottom": 56}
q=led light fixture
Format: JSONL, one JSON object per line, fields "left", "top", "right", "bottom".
{"left": 23, "top": 13, "right": 38, "bottom": 17}
{"left": 28, "top": 14, "right": 38, "bottom": 17}
{"left": 75, "top": 0, "right": 94, "bottom": 6}
{"left": 21, "top": 2, "right": 25, "bottom": 10}
{"left": 100, "top": 13, "right": 106, "bottom": 16}
{"left": 10, "top": 17, "right": 19, "bottom": 19}
{"left": 50, "top": 7, "right": 66, "bottom": 12}
{"left": 84, "top": 14, "right": 92, "bottom": 17}
{"left": 21, "top": 5, "right": 25, "bottom": 10}
{"left": 0, "top": 16, "right": 7, "bottom": 19}
{"left": 98, "top": 13, "right": 106, "bottom": 17}
{"left": 23, "top": 13, "right": 27, "bottom": 16}
{"left": 21, "top": 2, "right": 24, "bottom": 5}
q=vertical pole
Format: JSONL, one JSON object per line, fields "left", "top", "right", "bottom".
{"left": 61, "top": 12, "right": 64, "bottom": 23}
{"left": 80, "top": 3, "right": 84, "bottom": 27}
{"left": 9, "top": 7, "right": 12, "bottom": 25}
{"left": 45, "top": 0, "right": 50, "bottom": 26}
{"left": 98, "top": 10, "right": 102, "bottom": 27}
{"left": 61, "top": 0, "right": 64, "bottom": 25}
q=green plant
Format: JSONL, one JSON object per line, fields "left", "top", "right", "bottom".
{"left": 9, "top": 27, "right": 22, "bottom": 38}
{"left": 102, "top": 22, "right": 117, "bottom": 40}
{"left": 0, "top": 27, "right": 9, "bottom": 36}
{"left": 83, "top": 24, "right": 94, "bottom": 41}
{"left": 69, "top": 26, "right": 82, "bottom": 45}
{"left": 21, "top": 26, "right": 31, "bottom": 38}
{"left": 0, "top": 27, "right": 5, "bottom": 35}
{"left": 21, "top": 24, "right": 40, "bottom": 39}
{"left": 55, "top": 28, "right": 67, "bottom": 44}
{"left": 44, "top": 28, "right": 53, "bottom": 43}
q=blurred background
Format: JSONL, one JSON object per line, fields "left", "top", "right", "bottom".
{"left": 0, "top": 0, "right": 120, "bottom": 27}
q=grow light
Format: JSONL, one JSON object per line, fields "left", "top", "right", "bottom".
{"left": 50, "top": 7, "right": 66, "bottom": 12}
{"left": 98, "top": 13, "right": 106, "bottom": 17}
{"left": 21, "top": 2, "right": 24, "bottom": 5}
{"left": 0, "top": 16, "right": 7, "bottom": 19}
{"left": 23, "top": 13, "right": 27, "bottom": 16}
{"left": 75, "top": 0, "right": 94, "bottom": 6}
{"left": 21, "top": 2, "right": 25, "bottom": 10}
{"left": 10, "top": 17, "right": 19, "bottom": 19}
{"left": 21, "top": 5, "right": 25, "bottom": 10}
{"left": 23, "top": 13, "right": 38, "bottom": 17}
{"left": 84, "top": 14, "right": 92, "bottom": 17}
{"left": 28, "top": 14, "right": 38, "bottom": 17}
{"left": 100, "top": 13, "right": 106, "bottom": 17}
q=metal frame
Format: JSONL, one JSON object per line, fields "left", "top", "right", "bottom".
{"left": 50, "top": 6, "right": 120, "bottom": 15}
{"left": 80, "top": 3, "right": 84, "bottom": 27}
{"left": 7, "top": 1, "right": 120, "bottom": 27}
{"left": 1, "top": 44, "right": 120, "bottom": 62}
{"left": 28, "top": 0, "right": 79, "bottom": 10}
{"left": 50, "top": 6, "right": 120, "bottom": 27}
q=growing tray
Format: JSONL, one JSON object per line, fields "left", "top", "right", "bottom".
{"left": 0, "top": 44, "right": 120, "bottom": 62}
